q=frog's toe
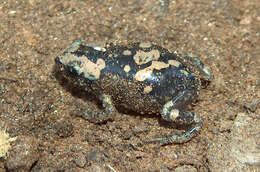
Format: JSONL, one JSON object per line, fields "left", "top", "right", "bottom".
{"left": 178, "top": 53, "right": 213, "bottom": 81}
{"left": 146, "top": 116, "right": 202, "bottom": 145}
{"left": 82, "top": 94, "right": 117, "bottom": 123}
{"left": 145, "top": 137, "right": 169, "bottom": 146}
{"left": 189, "top": 56, "right": 213, "bottom": 81}
{"left": 82, "top": 109, "right": 112, "bottom": 123}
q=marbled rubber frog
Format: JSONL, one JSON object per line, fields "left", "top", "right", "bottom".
{"left": 55, "top": 39, "right": 212, "bottom": 145}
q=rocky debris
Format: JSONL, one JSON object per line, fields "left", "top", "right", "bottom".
{"left": 5, "top": 136, "right": 39, "bottom": 171}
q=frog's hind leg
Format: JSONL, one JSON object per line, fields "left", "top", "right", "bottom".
{"left": 83, "top": 94, "right": 117, "bottom": 123}
{"left": 147, "top": 90, "right": 202, "bottom": 145}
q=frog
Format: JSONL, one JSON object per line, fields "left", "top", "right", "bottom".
{"left": 55, "top": 39, "right": 212, "bottom": 145}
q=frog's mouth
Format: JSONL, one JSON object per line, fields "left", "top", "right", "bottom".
{"left": 54, "top": 57, "right": 97, "bottom": 102}
{"left": 54, "top": 57, "right": 78, "bottom": 79}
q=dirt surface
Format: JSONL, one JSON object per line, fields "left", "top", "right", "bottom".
{"left": 0, "top": 0, "right": 259, "bottom": 171}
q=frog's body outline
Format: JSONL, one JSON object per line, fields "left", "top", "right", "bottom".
{"left": 55, "top": 39, "right": 212, "bottom": 145}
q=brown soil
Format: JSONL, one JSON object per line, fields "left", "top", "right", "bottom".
{"left": 0, "top": 0, "right": 259, "bottom": 171}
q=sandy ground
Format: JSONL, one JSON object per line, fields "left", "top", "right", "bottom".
{"left": 0, "top": 0, "right": 259, "bottom": 171}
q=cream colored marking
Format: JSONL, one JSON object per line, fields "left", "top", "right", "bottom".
{"left": 164, "top": 100, "right": 173, "bottom": 109}
{"left": 59, "top": 54, "right": 105, "bottom": 80}
{"left": 151, "top": 61, "right": 169, "bottom": 70}
{"left": 162, "top": 100, "right": 174, "bottom": 115}
{"left": 180, "top": 70, "right": 188, "bottom": 75}
{"left": 143, "top": 85, "right": 152, "bottom": 94}
{"left": 169, "top": 109, "right": 180, "bottom": 121}
{"left": 139, "top": 42, "right": 152, "bottom": 48}
{"left": 135, "top": 68, "right": 153, "bottom": 82}
{"left": 202, "top": 66, "right": 212, "bottom": 79}
{"left": 124, "top": 65, "right": 131, "bottom": 73}
{"left": 134, "top": 60, "right": 170, "bottom": 81}
{"left": 94, "top": 47, "right": 106, "bottom": 52}
{"left": 123, "top": 50, "right": 132, "bottom": 56}
{"left": 168, "top": 60, "right": 181, "bottom": 68}
{"left": 134, "top": 61, "right": 168, "bottom": 81}
{"left": 96, "top": 58, "right": 106, "bottom": 69}
{"left": 133, "top": 49, "right": 160, "bottom": 65}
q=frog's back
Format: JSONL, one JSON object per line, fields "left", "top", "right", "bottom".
{"left": 56, "top": 40, "right": 200, "bottom": 113}
{"left": 100, "top": 42, "right": 199, "bottom": 112}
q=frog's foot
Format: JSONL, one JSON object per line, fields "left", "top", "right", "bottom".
{"left": 147, "top": 90, "right": 203, "bottom": 145}
{"left": 147, "top": 112, "right": 202, "bottom": 145}
{"left": 83, "top": 94, "right": 117, "bottom": 123}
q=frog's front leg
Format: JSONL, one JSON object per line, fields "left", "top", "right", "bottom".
{"left": 148, "top": 90, "right": 202, "bottom": 145}
{"left": 83, "top": 94, "right": 117, "bottom": 123}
